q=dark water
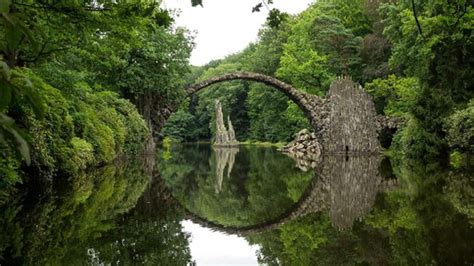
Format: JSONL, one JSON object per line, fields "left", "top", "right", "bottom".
{"left": 0, "top": 144, "right": 473, "bottom": 265}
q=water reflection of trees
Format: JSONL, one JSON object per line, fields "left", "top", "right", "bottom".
{"left": 158, "top": 146, "right": 397, "bottom": 233}
{"left": 247, "top": 160, "right": 474, "bottom": 265}
{"left": 92, "top": 171, "right": 193, "bottom": 265}
{"left": 159, "top": 144, "right": 314, "bottom": 227}
{"left": 156, "top": 144, "right": 473, "bottom": 266}
{"left": 5, "top": 143, "right": 471, "bottom": 265}
{"left": 0, "top": 156, "right": 194, "bottom": 265}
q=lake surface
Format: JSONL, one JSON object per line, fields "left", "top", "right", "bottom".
{"left": 0, "top": 143, "right": 473, "bottom": 265}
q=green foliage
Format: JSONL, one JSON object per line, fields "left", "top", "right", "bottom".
{"left": 365, "top": 75, "right": 421, "bottom": 116}
{"left": 191, "top": 0, "right": 202, "bottom": 7}
{"left": 444, "top": 100, "right": 474, "bottom": 153}
{"left": 0, "top": 113, "right": 30, "bottom": 165}
{"left": 0, "top": 154, "right": 194, "bottom": 264}
{"left": 165, "top": 62, "right": 252, "bottom": 141}
{"left": 391, "top": 115, "right": 445, "bottom": 160}
{"left": 92, "top": 216, "right": 192, "bottom": 265}
{"left": 162, "top": 137, "right": 173, "bottom": 160}
{"left": 0, "top": 146, "right": 20, "bottom": 205}
{"left": 0, "top": 69, "right": 148, "bottom": 194}
{"left": 266, "top": 9, "right": 289, "bottom": 28}
{"left": 247, "top": 83, "right": 305, "bottom": 142}
{"left": 380, "top": 0, "right": 474, "bottom": 158}
{"left": 162, "top": 109, "right": 199, "bottom": 142}
{"left": 0, "top": 60, "right": 45, "bottom": 165}
{"left": 249, "top": 159, "right": 474, "bottom": 265}
{"left": 449, "top": 151, "right": 463, "bottom": 169}
{"left": 276, "top": 0, "right": 371, "bottom": 94}
{"left": 0, "top": 0, "right": 197, "bottom": 195}
{"left": 0, "top": 2, "right": 39, "bottom": 66}
{"left": 444, "top": 169, "right": 474, "bottom": 224}
{"left": 279, "top": 214, "right": 330, "bottom": 265}
{"left": 70, "top": 137, "right": 94, "bottom": 171}
{"left": 277, "top": 46, "right": 334, "bottom": 95}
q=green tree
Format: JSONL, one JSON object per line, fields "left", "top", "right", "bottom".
{"left": 381, "top": 0, "right": 474, "bottom": 159}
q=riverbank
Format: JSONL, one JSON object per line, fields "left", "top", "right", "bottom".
{"left": 163, "top": 139, "right": 286, "bottom": 148}
{"left": 239, "top": 141, "right": 286, "bottom": 148}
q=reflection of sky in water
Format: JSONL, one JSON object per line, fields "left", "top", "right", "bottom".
{"left": 182, "top": 220, "right": 259, "bottom": 266}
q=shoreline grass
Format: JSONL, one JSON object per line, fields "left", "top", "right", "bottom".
{"left": 239, "top": 140, "right": 286, "bottom": 148}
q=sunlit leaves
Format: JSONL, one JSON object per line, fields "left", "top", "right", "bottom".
{"left": 275, "top": 1, "right": 368, "bottom": 94}
{"left": 277, "top": 43, "right": 334, "bottom": 94}
{"left": 380, "top": 0, "right": 474, "bottom": 158}
{"left": 365, "top": 75, "right": 421, "bottom": 116}
{"left": 444, "top": 99, "right": 474, "bottom": 153}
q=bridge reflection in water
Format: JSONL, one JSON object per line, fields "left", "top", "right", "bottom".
{"left": 147, "top": 146, "right": 397, "bottom": 236}
{"left": 323, "top": 155, "right": 397, "bottom": 230}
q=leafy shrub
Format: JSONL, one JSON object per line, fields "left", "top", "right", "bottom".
{"left": 70, "top": 137, "right": 94, "bottom": 171}
{"left": 23, "top": 71, "right": 76, "bottom": 176}
{"left": 391, "top": 116, "right": 445, "bottom": 160}
{"left": 0, "top": 146, "right": 21, "bottom": 205}
{"left": 2, "top": 69, "right": 149, "bottom": 189}
{"left": 449, "top": 151, "right": 463, "bottom": 169}
{"left": 72, "top": 105, "right": 116, "bottom": 164}
{"left": 162, "top": 109, "right": 198, "bottom": 142}
{"left": 444, "top": 100, "right": 474, "bottom": 153}
{"left": 91, "top": 91, "right": 149, "bottom": 155}
{"left": 365, "top": 75, "right": 420, "bottom": 116}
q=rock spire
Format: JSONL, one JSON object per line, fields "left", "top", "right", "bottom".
{"left": 214, "top": 99, "right": 238, "bottom": 146}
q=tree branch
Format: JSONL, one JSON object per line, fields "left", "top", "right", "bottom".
{"left": 411, "top": 0, "right": 424, "bottom": 38}
{"left": 21, "top": 46, "right": 71, "bottom": 64}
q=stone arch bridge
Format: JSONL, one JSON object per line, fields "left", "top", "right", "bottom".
{"left": 157, "top": 72, "right": 398, "bottom": 154}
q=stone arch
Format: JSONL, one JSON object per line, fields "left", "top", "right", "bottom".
{"left": 183, "top": 170, "right": 326, "bottom": 236}
{"left": 184, "top": 71, "right": 327, "bottom": 135}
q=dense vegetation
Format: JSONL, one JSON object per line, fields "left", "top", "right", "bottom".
{"left": 0, "top": 155, "right": 194, "bottom": 264}
{"left": 0, "top": 0, "right": 471, "bottom": 264}
{"left": 0, "top": 1, "right": 192, "bottom": 200}
{"left": 1, "top": 0, "right": 472, "bottom": 196}
{"left": 163, "top": 0, "right": 473, "bottom": 162}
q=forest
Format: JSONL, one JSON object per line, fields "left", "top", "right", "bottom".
{"left": 0, "top": 0, "right": 472, "bottom": 264}
{"left": 163, "top": 0, "right": 473, "bottom": 161}
{"left": 1, "top": 0, "right": 472, "bottom": 206}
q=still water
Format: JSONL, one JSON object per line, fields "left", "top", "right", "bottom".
{"left": 0, "top": 143, "right": 473, "bottom": 265}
